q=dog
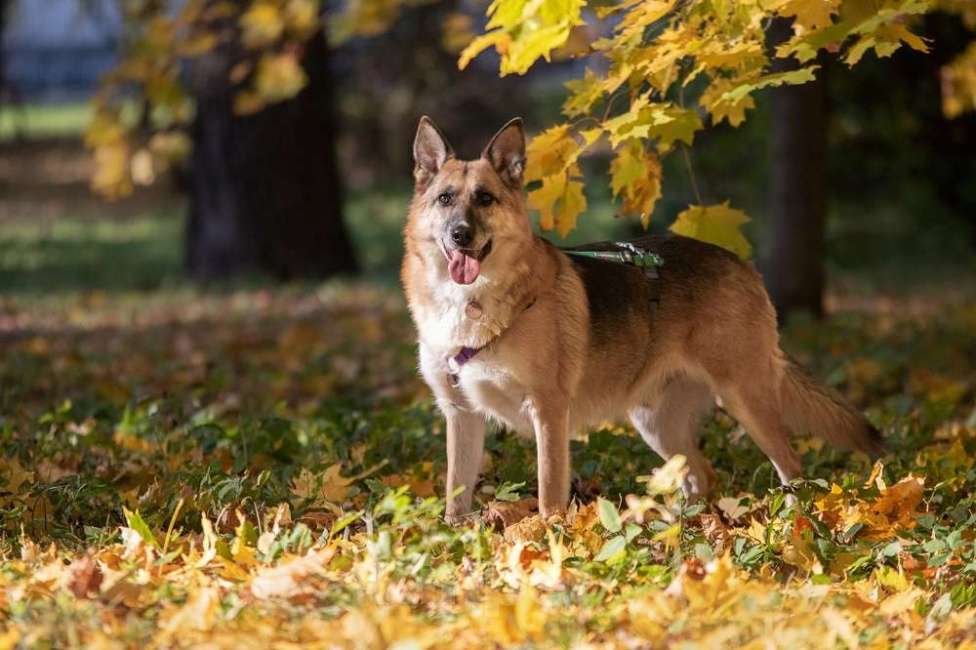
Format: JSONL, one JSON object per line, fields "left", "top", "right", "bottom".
{"left": 401, "top": 116, "right": 882, "bottom": 522}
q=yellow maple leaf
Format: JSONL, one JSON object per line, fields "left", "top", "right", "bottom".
{"left": 528, "top": 173, "right": 587, "bottom": 237}
{"left": 637, "top": 454, "right": 688, "bottom": 496}
{"left": 610, "top": 140, "right": 662, "bottom": 227}
{"left": 700, "top": 78, "right": 757, "bottom": 127}
{"left": 941, "top": 42, "right": 976, "bottom": 119}
{"left": 159, "top": 586, "right": 221, "bottom": 638}
{"left": 605, "top": 101, "right": 703, "bottom": 151}
{"left": 772, "top": 0, "right": 841, "bottom": 32}
{"left": 240, "top": 2, "right": 284, "bottom": 49}
{"left": 253, "top": 53, "right": 308, "bottom": 104}
{"left": 562, "top": 68, "right": 607, "bottom": 117}
{"left": 459, "top": 0, "right": 587, "bottom": 75}
{"left": 669, "top": 202, "right": 753, "bottom": 259}
{"left": 524, "top": 125, "right": 582, "bottom": 183}
{"left": 284, "top": 0, "right": 319, "bottom": 36}
{"left": 290, "top": 461, "right": 388, "bottom": 508}
{"left": 0, "top": 457, "right": 34, "bottom": 493}
{"left": 459, "top": 29, "right": 510, "bottom": 70}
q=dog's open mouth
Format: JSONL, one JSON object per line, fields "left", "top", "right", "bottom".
{"left": 444, "top": 239, "right": 492, "bottom": 285}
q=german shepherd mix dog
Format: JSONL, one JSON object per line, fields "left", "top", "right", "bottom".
{"left": 402, "top": 116, "right": 882, "bottom": 522}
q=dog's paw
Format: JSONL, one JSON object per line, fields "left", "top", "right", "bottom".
{"left": 444, "top": 510, "right": 479, "bottom": 527}
{"left": 538, "top": 505, "right": 567, "bottom": 524}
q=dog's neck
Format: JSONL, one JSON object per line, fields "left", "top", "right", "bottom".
{"left": 406, "top": 236, "right": 555, "bottom": 352}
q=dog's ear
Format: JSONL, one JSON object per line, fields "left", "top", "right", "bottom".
{"left": 413, "top": 116, "right": 453, "bottom": 188}
{"left": 482, "top": 117, "right": 525, "bottom": 189}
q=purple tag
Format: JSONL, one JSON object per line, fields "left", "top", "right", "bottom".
{"left": 452, "top": 346, "right": 481, "bottom": 368}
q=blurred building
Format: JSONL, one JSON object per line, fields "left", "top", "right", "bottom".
{"left": 2, "top": 0, "right": 121, "bottom": 100}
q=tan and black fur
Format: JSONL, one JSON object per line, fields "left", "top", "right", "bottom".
{"left": 402, "top": 116, "right": 882, "bottom": 522}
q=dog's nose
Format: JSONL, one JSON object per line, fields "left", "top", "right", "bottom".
{"left": 450, "top": 223, "right": 473, "bottom": 248}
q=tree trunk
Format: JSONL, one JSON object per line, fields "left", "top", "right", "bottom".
{"left": 185, "top": 31, "right": 357, "bottom": 280}
{"left": 764, "top": 20, "right": 827, "bottom": 320}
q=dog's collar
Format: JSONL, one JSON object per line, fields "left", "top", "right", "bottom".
{"left": 452, "top": 346, "right": 481, "bottom": 368}
{"left": 446, "top": 295, "right": 536, "bottom": 372}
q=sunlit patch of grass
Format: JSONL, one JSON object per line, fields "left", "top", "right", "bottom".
{"left": 0, "top": 102, "right": 93, "bottom": 140}
{"left": 0, "top": 213, "right": 184, "bottom": 294}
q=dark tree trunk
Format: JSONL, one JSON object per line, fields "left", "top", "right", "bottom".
{"left": 185, "top": 31, "right": 357, "bottom": 280}
{"left": 764, "top": 19, "right": 828, "bottom": 320}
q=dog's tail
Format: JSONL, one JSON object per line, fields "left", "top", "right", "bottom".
{"left": 780, "top": 357, "right": 884, "bottom": 457}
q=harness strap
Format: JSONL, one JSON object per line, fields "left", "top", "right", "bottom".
{"left": 563, "top": 240, "right": 663, "bottom": 311}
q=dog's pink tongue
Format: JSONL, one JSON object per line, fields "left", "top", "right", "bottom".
{"left": 448, "top": 250, "right": 480, "bottom": 284}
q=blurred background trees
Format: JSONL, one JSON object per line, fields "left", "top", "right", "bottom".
{"left": 0, "top": 0, "right": 974, "bottom": 317}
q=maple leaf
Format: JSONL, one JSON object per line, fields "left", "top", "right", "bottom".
{"left": 465, "top": 0, "right": 586, "bottom": 75}
{"left": 160, "top": 586, "right": 221, "bottom": 637}
{"left": 524, "top": 124, "right": 582, "bottom": 183}
{"left": 562, "top": 68, "right": 606, "bottom": 118}
{"left": 483, "top": 497, "right": 539, "bottom": 530}
{"left": 459, "top": 30, "right": 510, "bottom": 70}
{"left": 0, "top": 456, "right": 34, "bottom": 493}
{"left": 700, "top": 78, "right": 757, "bottom": 127}
{"left": 249, "top": 547, "right": 335, "bottom": 600}
{"left": 610, "top": 140, "right": 662, "bottom": 227}
{"left": 253, "top": 53, "right": 308, "bottom": 104}
{"left": 605, "top": 101, "right": 703, "bottom": 151}
{"left": 669, "top": 203, "right": 753, "bottom": 259}
{"left": 772, "top": 0, "right": 841, "bottom": 31}
{"left": 716, "top": 496, "right": 751, "bottom": 521}
{"left": 240, "top": 3, "right": 285, "bottom": 49}
{"left": 719, "top": 67, "right": 820, "bottom": 104}
{"left": 290, "top": 461, "right": 388, "bottom": 508}
{"left": 528, "top": 173, "right": 587, "bottom": 237}
{"left": 64, "top": 555, "right": 103, "bottom": 599}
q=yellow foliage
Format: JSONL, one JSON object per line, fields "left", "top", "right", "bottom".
{"left": 463, "top": 0, "right": 934, "bottom": 240}
{"left": 669, "top": 203, "right": 753, "bottom": 260}
{"left": 528, "top": 173, "right": 587, "bottom": 238}
{"left": 610, "top": 140, "right": 662, "bottom": 227}
{"left": 942, "top": 42, "right": 976, "bottom": 119}
{"left": 254, "top": 53, "right": 309, "bottom": 104}
{"left": 240, "top": 2, "right": 286, "bottom": 49}
{"left": 815, "top": 475, "right": 925, "bottom": 540}
{"left": 524, "top": 124, "right": 582, "bottom": 183}
{"left": 770, "top": 0, "right": 842, "bottom": 31}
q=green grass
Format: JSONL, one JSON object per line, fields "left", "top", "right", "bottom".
{"left": 0, "top": 212, "right": 183, "bottom": 294}
{"left": 0, "top": 102, "right": 93, "bottom": 140}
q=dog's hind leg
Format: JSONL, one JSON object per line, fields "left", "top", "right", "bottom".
{"left": 629, "top": 377, "right": 716, "bottom": 499}
{"left": 718, "top": 378, "right": 801, "bottom": 487}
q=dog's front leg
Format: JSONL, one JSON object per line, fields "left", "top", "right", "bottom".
{"left": 529, "top": 399, "right": 570, "bottom": 519}
{"left": 444, "top": 409, "right": 486, "bottom": 523}
{"left": 419, "top": 343, "right": 486, "bottom": 523}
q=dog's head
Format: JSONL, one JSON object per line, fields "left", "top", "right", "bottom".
{"left": 407, "top": 116, "right": 533, "bottom": 286}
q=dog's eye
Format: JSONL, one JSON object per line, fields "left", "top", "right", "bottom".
{"left": 437, "top": 193, "right": 452, "bottom": 206}
{"left": 476, "top": 192, "right": 495, "bottom": 207}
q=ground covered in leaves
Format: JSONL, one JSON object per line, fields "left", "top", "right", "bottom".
{"left": 2, "top": 282, "right": 976, "bottom": 649}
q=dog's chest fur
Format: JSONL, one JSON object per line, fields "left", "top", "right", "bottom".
{"left": 456, "top": 357, "right": 534, "bottom": 434}
{"left": 411, "top": 258, "right": 532, "bottom": 351}
{"left": 411, "top": 275, "right": 538, "bottom": 434}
